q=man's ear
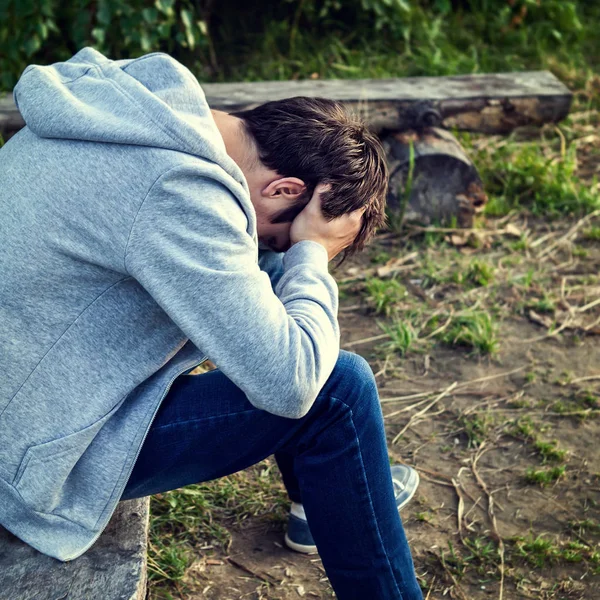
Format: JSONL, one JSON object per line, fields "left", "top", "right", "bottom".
{"left": 262, "top": 177, "right": 306, "bottom": 201}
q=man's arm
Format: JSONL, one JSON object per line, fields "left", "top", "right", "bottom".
{"left": 125, "top": 165, "right": 340, "bottom": 419}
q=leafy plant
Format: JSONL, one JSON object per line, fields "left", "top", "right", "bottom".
{"left": 379, "top": 319, "right": 416, "bottom": 356}
{"left": 365, "top": 277, "right": 407, "bottom": 316}
{"left": 525, "top": 465, "right": 566, "bottom": 486}
{"left": 433, "top": 311, "right": 499, "bottom": 355}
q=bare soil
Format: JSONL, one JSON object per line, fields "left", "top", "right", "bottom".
{"left": 150, "top": 220, "right": 600, "bottom": 600}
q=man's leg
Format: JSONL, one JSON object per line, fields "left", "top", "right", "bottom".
{"left": 122, "top": 350, "right": 423, "bottom": 600}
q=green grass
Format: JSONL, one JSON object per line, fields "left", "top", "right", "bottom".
{"left": 205, "top": 2, "right": 599, "bottom": 98}
{"left": 433, "top": 311, "right": 499, "bottom": 355}
{"left": 379, "top": 319, "right": 417, "bottom": 356}
{"left": 464, "top": 260, "right": 495, "bottom": 287}
{"left": 466, "top": 137, "right": 600, "bottom": 218}
{"left": 583, "top": 226, "right": 600, "bottom": 241}
{"left": 460, "top": 413, "right": 494, "bottom": 448}
{"left": 525, "top": 465, "right": 566, "bottom": 486}
{"left": 148, "top": 461, "right": 288, "bottom": 590}
{"left": 533, "top": 439, "right": 567, "bottom": 463}
{"left": 365, "top": 277, "right": 407, "bottom": 316}
{"left": 527, "top": 294, "right": 556, "bottom": 314}
{"left": 513, "top": 534, "right": 600, "bottom": 570}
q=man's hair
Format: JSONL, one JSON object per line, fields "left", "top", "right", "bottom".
{"left": 231, "top": 97, "right": 388, "bottom": 263}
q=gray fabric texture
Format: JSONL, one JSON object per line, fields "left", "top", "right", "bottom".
{"left": 0, "top": 48, "right": 339, "bottom": 561}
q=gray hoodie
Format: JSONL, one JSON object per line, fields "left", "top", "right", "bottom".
{"left": 0, "top": 48, "right": 339, "bottom": 561}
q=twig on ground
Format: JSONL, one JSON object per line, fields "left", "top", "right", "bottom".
{"left": 343, "top": 333, "right": 389, "bottom": 348}
{"left": 381, "top": 366, "right": 526, "bottom": 404}
{"left": 392, "top": 382, "right": 457, "bottom": 444}
{"left": 451, "top": 477, "right": 466, "bottom": 542}
{"left": 568, "top": 373, "right": 600, "bottom": 385}
{"left": 226, "top": 557, "right": 282, "bottom": 585}
{"left": 537, "top": 209, "right": 600, "bottom": 259}
{"left": 471, "top": 444, "right": 505, "bottom": 600}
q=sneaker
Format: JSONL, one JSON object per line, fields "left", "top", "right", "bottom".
{"left": 284, "top": 464, "right": 420, "bottom": 554}
{"left": 391, "top": 463, "right": 420, "bottom": 510}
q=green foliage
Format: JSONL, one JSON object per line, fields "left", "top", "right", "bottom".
{"left": 525, "top": 465, "right": 566, "bottom": 486}
{"left": 0, "top": 0, "right": 209, "bottom": 90}
{"left": 1, "top": 1, "right": 597, "bottom": 92}
{"left": 472, "top": 140, "right": 600, "bottom": 217}
{"left": 463, "top": 259, "right": 495, "bottom": 287}
{"left": 513, "top": 534, "right": 600, "bottom": 569}
{"left": 533, "top": 439, "right": 567, "bottom": 463}
{"left": 379, "top": 319, "right": 416, "bottom": 356}
{"left": 365, "top": 277, "right": 407, "bottom": 316}
{"left": 460, "top": 413, "right": 494, "bottom": 448}
{"left": 583, "top": 226, "right": 600, "bottom": 241}
{"left": 433, "top": 311, "right": 499, "bottom": 355}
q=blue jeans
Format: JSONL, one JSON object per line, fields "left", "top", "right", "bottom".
{"left": 122, "top": 350, "right": 422, "bottom": 600}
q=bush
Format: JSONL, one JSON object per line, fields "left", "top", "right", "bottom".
{"left": 0, "top": 0, "right": 589, "bottom": 91}
{"left": 0, "top": 0, "right": 210, "bottom": 90}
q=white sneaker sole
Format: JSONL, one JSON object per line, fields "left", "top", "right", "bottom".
{"left": 396, "top": 468, "right": 420, "bottom": 511}
{"left": 284, "top": 532, "right": 318, "bottom": 554}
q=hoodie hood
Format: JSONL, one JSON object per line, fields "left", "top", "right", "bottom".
{"left": 13, "top": 47, "right": 244, "bottom": 184}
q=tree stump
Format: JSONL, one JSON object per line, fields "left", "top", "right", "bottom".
{"left": 383, "top": 127, "right": 487, "bottom": 228}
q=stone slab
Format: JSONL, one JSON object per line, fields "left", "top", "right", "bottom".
{"left": 0, "top": 498, "right": 150, "bottom": 600}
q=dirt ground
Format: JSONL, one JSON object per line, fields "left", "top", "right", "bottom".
{"left": 149, "top": 209, "right": 600, "bottom": 599}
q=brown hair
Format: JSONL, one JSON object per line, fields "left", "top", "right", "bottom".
{"left": 231, "top": 97, "right": 388, "bottom": 264}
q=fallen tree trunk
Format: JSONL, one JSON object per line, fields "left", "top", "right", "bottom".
{"left": 383, "top": 128, "right": 487, "bottom": 228}
{"left": 0, "top": 70, "right": 571, "bottom": 140}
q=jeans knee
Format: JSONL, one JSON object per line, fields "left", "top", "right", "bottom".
{"left": 324, "top": 351, "right": 379, "bottom": 412}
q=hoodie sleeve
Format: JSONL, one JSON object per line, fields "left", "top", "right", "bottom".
{"left": 125, "top": 165, "right": 340, "bottom": 418}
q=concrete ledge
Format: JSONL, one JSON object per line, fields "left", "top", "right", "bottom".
{"left": 0, "top": 498, "right": 150, "bottom": 600}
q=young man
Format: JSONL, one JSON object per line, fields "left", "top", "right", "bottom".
{"left": 0, "top": 48, "right": 422, "bottom": 599}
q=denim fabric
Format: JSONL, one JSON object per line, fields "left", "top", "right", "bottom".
{"left": 122, "top": 350, "right": 423, "bottom": 600}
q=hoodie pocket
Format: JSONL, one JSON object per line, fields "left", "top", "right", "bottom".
{"left": 13, "top": 410, "right": 115, "bottom": 517}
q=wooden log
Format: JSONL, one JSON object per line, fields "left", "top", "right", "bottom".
{"left": 0, "top": 94, "right": 22, "bottom": 139}
{"left": 0, "top": 70, "right": 571, "bottom": 139}
{"left": 383, "top": 127, "right": 487, "bottom": 228}
{"left": 0, "top": 498, "right": 150, "bottom": 600}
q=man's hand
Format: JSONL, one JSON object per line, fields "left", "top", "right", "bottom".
{"left": 289, "top": 184, "right": 365, "bottom": 261}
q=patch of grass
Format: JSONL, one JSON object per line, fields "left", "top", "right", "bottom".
{"left": 525, "top": 465, "right": 566, "bottom": 486}
{"left": 568, "top": 519, "right": 600, "bottom": 536}
{"left": 583, "top": 226, "right": 600, "bottom": 241}
{"left": 440, "top": 540, "right": 467, "bottom": 580}
{"left": 513, "top": 535, "right": 563, "bottom": 568}
{"left": 415, "top": 511, "right": 435, "bottom": 524}
{"left": 147, "top": 538, "right": 191, "bottom": 586}
{"left": 534, "top": 439, "right": 567, "bottom": 463}
{"left": 149, "top": 461, "right": 288, "bottom": 590}
{"left": 512, "top": 416, "right": 537, "bottom": 439}
{"left": 463, "top": 536, "right": 498, "bottom": 573}
{"left": 433, "top": 311, "right": 499, "bottom": 356}
{"left": 370, "top": 250, "right": 391, "bottom": 265}
{"left": 527, "top": 293, "right": 556, "bottom": 314}
{"left": 512, "top": 418, "right": 568, "bottom": 464}
{"left": 460, "top": 414, "right": 494, "bottom": 448}
{"left": 465, "top": 138, "right": 600, "bottom": 217}
{"left": 464, "top": 260, "right": 495, "bottom": 287}
{"left": 364, "top": 277, "right": 407, "bottom": 317}
{"left": 379, "top": 319, "right": 417, "bottom": 357}
{"left": 512, "top": 534, "right": 600, "bottom": 570}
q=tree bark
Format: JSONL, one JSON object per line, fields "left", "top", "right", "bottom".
{"left": 383, "top": 128, "right": 487, "bottom": 228}
{"left": 0, "top": 70, "right": 572, "bottom": 139}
